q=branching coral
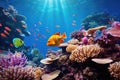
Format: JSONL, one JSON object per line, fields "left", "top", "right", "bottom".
{"left": 0, "top": 51, "right": 27, "bottom": 68}
{"left": 0, "top": 66, "right": 34, "bottom": 80}
{"left": 108, "top": 61, "right": 120, "bottom": 79}
{"left": 69, "top": 44, "right": 102, "bottom": 62}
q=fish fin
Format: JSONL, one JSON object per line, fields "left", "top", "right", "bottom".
{"left": 60, "top": 39, "right": 64, "bottom": 43}
{"left": 47, "top": 40, "right": 55, "bottom": 46}
{"left": 61, "top": 32, "right": 67, "bottom": 38}
{"left": 54, "top": 32, "right": 60, "bottom": 35}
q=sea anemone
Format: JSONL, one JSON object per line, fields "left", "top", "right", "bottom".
{"left": 0, "top": 51, "right": 27, "bottom": 68}
{"left": 69, "top": 44, "right": 102, "bottom": 62}
{"left": 108, "top": 61, "right": 120, "bottom": 79}
{"left": 0, "top": 66, "right": 34, "bottom": 80}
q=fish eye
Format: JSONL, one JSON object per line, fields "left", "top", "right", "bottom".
{"left": 20, "top": 40, "right": 23, "bottom": 43}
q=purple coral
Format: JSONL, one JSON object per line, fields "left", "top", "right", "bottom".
{"left": 0, "top": 51, "right": 27, "bottom": 68}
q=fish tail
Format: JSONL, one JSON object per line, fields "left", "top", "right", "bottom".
{"left": 61, "top": 32, "right": 67, "bottom": 38}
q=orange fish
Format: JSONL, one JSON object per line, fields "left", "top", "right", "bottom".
{"left": 16, "top": 28, "right": 22, "bottom": 33}
{"left": 22, "top": 25, "right": 27, "bottom": 28}
{"left": 47, "top": 32, "right": 67, "bottom": 46}
{"left": 0, "top": 50, "right": 3, "bottom": 53}
{"left": 0, "top": 23, "right": 2, "bottom": 26}
{"left": 10, "top": 43, "right": 13, "bottom": 47}
{"left": 38, "top": 34, "right": 40, "bottom": 37}
{"left": 5, "top": 27, "right": 11, "bottom": 31}
{"left": 0, "top": 33, "right": 7, "bottom": 37}
{"left": 4, "top": 30, "right": 9, "bottom": 35}
{"left": 13, "top": 18, "right": 16, "bottom": 22}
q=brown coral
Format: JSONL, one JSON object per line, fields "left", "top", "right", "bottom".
{"left": 69, "top": 44, "right": 102, "bottom": 62}
{"left": 108, "top": 61, "right": 120, "bottom": 79}
{"left": 66, "top": 44, "right": 78, "bottom": 53}
{"left": 0, "top": 66, "right": 34, "bottom": 80}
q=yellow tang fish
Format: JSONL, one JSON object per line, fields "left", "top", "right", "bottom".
{"left": 47, "top": 32, "right": 67, "bottom": 46}
{"left": 13, "top": 38, "right": 24, "bottom": 48}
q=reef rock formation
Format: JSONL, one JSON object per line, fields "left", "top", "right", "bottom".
{"left": 0, "top": 5, "right": 31, "bottom": 51}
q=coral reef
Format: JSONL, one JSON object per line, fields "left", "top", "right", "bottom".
{"left": 69, "top": 44, "right": 102, "bottom": 62}
{"left": 108, "top": 61, "right": 120, "bottom": 79}
{"left": 106, "top": 21, "right": 120, "bottom": 38}
{"left": 66, "top": 44, "right": 78, "bottom": 53}
{"left": 67, "top": 39, "right": 80, "bottom": 45}
{"left": 87, "top": 26, "right": 107, "bottom": 35}
{"left": 0, "top": 51, "right": 27, "bottom": 68}
{"left": 34, "top": 67, "right": 43, "bottom": 80}
{"left": 81, "top": 12, "right": 118, "bottom": 30}
{"left": 0, "top": 66, "right": 35, "bottom": 80}
{"left": 0, "top": 6, "right": 30, "bottom": 51}
{"left": 70, "top": 30, "right": 84, "bottom": 41}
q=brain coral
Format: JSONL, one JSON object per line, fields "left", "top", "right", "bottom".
{"left": 69, "top": 44, "right": 102, "bottom": 62}
{"left": 108, "top": 61, "right": 120, "bottom": 79}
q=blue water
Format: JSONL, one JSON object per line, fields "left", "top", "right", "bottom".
{"left": 0, "top": 0, "right": 120, "bottom": 57}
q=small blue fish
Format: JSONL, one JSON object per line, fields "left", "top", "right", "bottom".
{"left": 94, "top": 30, "right": 103, "bottom": 41}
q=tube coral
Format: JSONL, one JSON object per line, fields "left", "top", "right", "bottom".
{"left": 108, "top": 61, "right": 120, "bottom": 79}
{"left": 69, "top": 44, "right": 102, "bottom": 62}
{"left": 0, "top": 66, "right": 34, "bottom": 80}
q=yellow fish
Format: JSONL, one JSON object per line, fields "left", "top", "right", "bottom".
{"left": 47, "top": 32, "right": 67, "bottom": 46}
{"left": 13, "top": 38, "right": 24, "bottom": 48}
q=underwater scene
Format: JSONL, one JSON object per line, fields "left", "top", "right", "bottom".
{"left": 0, "top": 0, "right": 120, "bottom": 80}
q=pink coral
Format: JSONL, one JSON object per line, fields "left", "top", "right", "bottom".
{"left": 107, "top": 21, "right": 120, "bottom": 37}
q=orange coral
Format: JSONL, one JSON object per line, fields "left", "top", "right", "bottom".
{"left": 87, "top": 26, "right": 106, "bottom": 35}
{"left": 34, "top": 67, "right": 43, "bottom": 80}
{"left": 108, "top": 61, "right": 120, "bottom": 79}
{"left": 69, "top": 44, "right": 102, "bottom": 62}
